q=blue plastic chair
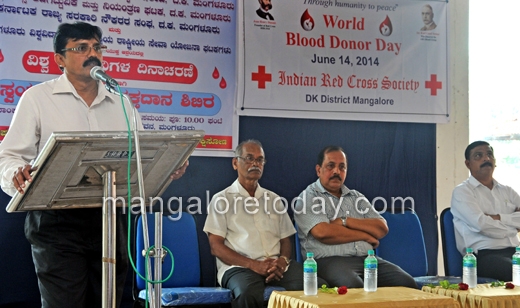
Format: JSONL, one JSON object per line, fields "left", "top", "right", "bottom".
{"left": 294, "top": 223, "right": 304, "bottom": 264}
{"left": 440, "top": 208, "right": 496, "bottom": 284}
{"left": 440, "top": 208, "right": 463, "bottom": 276}
{"left": 135, "top": 213, "right": 232, "bottom": 306}
{"left": 378, "top": 208, "right": 429, "bottom": 277}
{"left": 377, "top": 208, "right": 466, "bottom": 288}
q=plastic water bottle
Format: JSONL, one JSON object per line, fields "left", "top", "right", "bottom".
{"left": 513, "top": 247, "right": 520, "bottom": 286}
{"left": 303, "top": 252, "right": 318, "bottom": 295}
{"left": 462, "top": 247, "right": 477, "bottom": 288}
{"left": 364, "top": 249, "right": 378, "bottom": 292}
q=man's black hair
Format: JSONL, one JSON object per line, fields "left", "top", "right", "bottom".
{"left": 464, "top": 141, "right": 491, "bottom": 160}
{"left": 54, "top": 22, "right": 102, "bottom": 55}
{"left": 317, "top": 145, "right": 346, "bottom": 166}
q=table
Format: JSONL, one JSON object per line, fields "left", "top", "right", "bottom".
{"left": 268, "top": 287, "right": 461, "bottom": 308}
{"left": 422, "top": 284, "right": 520, "bottom": 308}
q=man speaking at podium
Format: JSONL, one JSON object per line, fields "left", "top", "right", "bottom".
{"left": 0, "top": 22, "right": 187, "bottom": 308}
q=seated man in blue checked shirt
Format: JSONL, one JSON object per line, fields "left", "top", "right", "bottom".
{"left": 294, "top": 145, "right": 417, "bottom": 289}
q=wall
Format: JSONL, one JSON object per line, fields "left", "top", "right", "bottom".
{"left": 435, "top": 0, "right": 469, "bottom": 275}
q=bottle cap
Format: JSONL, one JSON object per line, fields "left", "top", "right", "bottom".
{"left": 466, "top": 247, "right": 473, "bottom": 253}
{"left": 368, "top": 249, "right": 374, "bottom": 255}
{"left": 516, "top": 246, "right": 520, "bottom": 252}
{"left": 306, "top": 252, "right": 314, "bottom": 258}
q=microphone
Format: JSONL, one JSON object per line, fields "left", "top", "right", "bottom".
{"left": 90, "top": 66, "right": 119, "bottom": 90}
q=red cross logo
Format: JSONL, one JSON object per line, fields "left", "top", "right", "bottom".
{"left": 251, "top": 65, "right": 272, "bottom": 89}
{"left": 425, "top": 74, "right": 442, "bottom": 96}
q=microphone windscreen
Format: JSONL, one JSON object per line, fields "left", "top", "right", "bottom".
{"left": 90, "top": 66, "right": 102, "bottom": 80}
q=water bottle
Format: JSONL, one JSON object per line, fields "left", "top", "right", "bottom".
{"left": 364, "top": 249, "right": 378, "bottom": 292}
{"left": 513, "top": 247, "right": 520, "bottom": 286}
{"left": 303, "top": 252, "right": 318, "bottom": 295}
{"left": 462, "top": 247, "right": 477, "bottom": 288}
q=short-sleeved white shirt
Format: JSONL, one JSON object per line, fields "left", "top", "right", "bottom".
{"left": 203, "top": 179, "right": 296, "bottom": 285}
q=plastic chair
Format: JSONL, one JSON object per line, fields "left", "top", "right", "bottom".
{"left": 377, "top": 208, "right": 466, "bottom": 288}
{"left": 440, "top": 208, "right": 463, "bottom": 276}
{"left": 440, "top": 207, "right": 497, "bottom": 284}
{"left": 294, "top": 223, "right": 304, "bottom": 264}
{"left": 134, "top": 213, "right": 232, "bottom": 307}
{"left": 378, "top": 208, "right": 429, "bottom": 277}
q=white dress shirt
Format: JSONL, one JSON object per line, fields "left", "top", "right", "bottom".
{"left": 0, "top": 74, "right": 141, "bottom": 196}
{"left": 451, "top": 175, "right": 520, "bottom": 255}
{"left": 203, "top": 179, "right": 296, "bottom": 285}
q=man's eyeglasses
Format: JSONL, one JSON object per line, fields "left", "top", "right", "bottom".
{"left": 61, "top": 44, "right": 108, "bottom": 55}
{"left": 236, "top": 156, "right": 267, "bottom": 165}
{"left": 324, "top": 163, "right": 346, "bottom": 171}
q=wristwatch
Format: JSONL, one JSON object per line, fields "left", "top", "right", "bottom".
{"left": 280, "top": 256, "right": 291, "bottom": 266}
{"left": 341, "top": 216, "right": 347, "bottom": 227}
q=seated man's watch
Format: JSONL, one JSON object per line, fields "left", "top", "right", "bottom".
{"left": 341, "top": 216, "right": 347, "bottom": 227}
{"left": 281, "top": 256, "right": 291, "bottom": 266}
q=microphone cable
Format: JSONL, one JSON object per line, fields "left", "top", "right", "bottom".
{"left": 108, "top": 83, "right": 175, "bottom": 308}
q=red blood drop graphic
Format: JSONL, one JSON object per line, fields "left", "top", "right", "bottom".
{"left": 379, "top": 15, "right": 393, "bottom": 36}
{"left": 300, "top": 9, "right": 314, "bottom": 31}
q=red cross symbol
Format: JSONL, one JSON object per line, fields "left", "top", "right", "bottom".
{"left": 425, "top": 74, "right": 442, "bottom": 96}
{"left": 251, "top": 65, "right": 272, "bottom": 89}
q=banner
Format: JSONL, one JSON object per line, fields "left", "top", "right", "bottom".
{"left": 0, "top": 0, "right": 238, "bottom": 154}
{"left": 240, "top": 0, "right": 449, "bottom": 123}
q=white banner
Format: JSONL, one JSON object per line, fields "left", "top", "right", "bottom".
{"left": 240, "top": 0, "right": 449, "bottom": 123}
{"left": 0, "top": 0, "right": 238, "bottom": 155}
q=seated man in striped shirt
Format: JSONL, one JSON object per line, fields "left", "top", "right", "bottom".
{"left": 294, "top": 145, "right": 417, "bottom": 289}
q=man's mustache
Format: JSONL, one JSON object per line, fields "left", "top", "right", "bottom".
{"left": 480, "top": 161, "right": 493, "bottom": 168}
{"left": 329, "top": 175, "right": 342, "bottom": 181}
{"left": 83, "top": 57, "right": 101, "bottom": 67}
{"left": 248, "top": 167, "right": 261, "bottom": 172}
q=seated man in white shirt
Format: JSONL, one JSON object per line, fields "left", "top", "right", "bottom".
{"left": 451, "top": 140, "right": 520, "bottom": 281}
{"left": 203, "top": 140, "right": 305, "bottom": 308}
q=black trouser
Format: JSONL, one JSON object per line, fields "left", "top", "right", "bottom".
{"left": 222, "top": 262, "right": 328, "bottom": 308}
{"left": 316, "top": 256, "right": 418, "bottom": 289}
{"left": 222, "top": 263, "right": 302, "bottom": 308}
{"left": 476, "top": 247, "right": 516, "bottom": 282}
{"left": 25, "top": 208, "right": 129, "bottom": 308}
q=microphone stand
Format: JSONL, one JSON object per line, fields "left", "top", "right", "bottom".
{"left": 119, "top": 90, "right": 163, "bottom": 308}
{"left": 96, "top": 71, "right": 164, "bottom": 308}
